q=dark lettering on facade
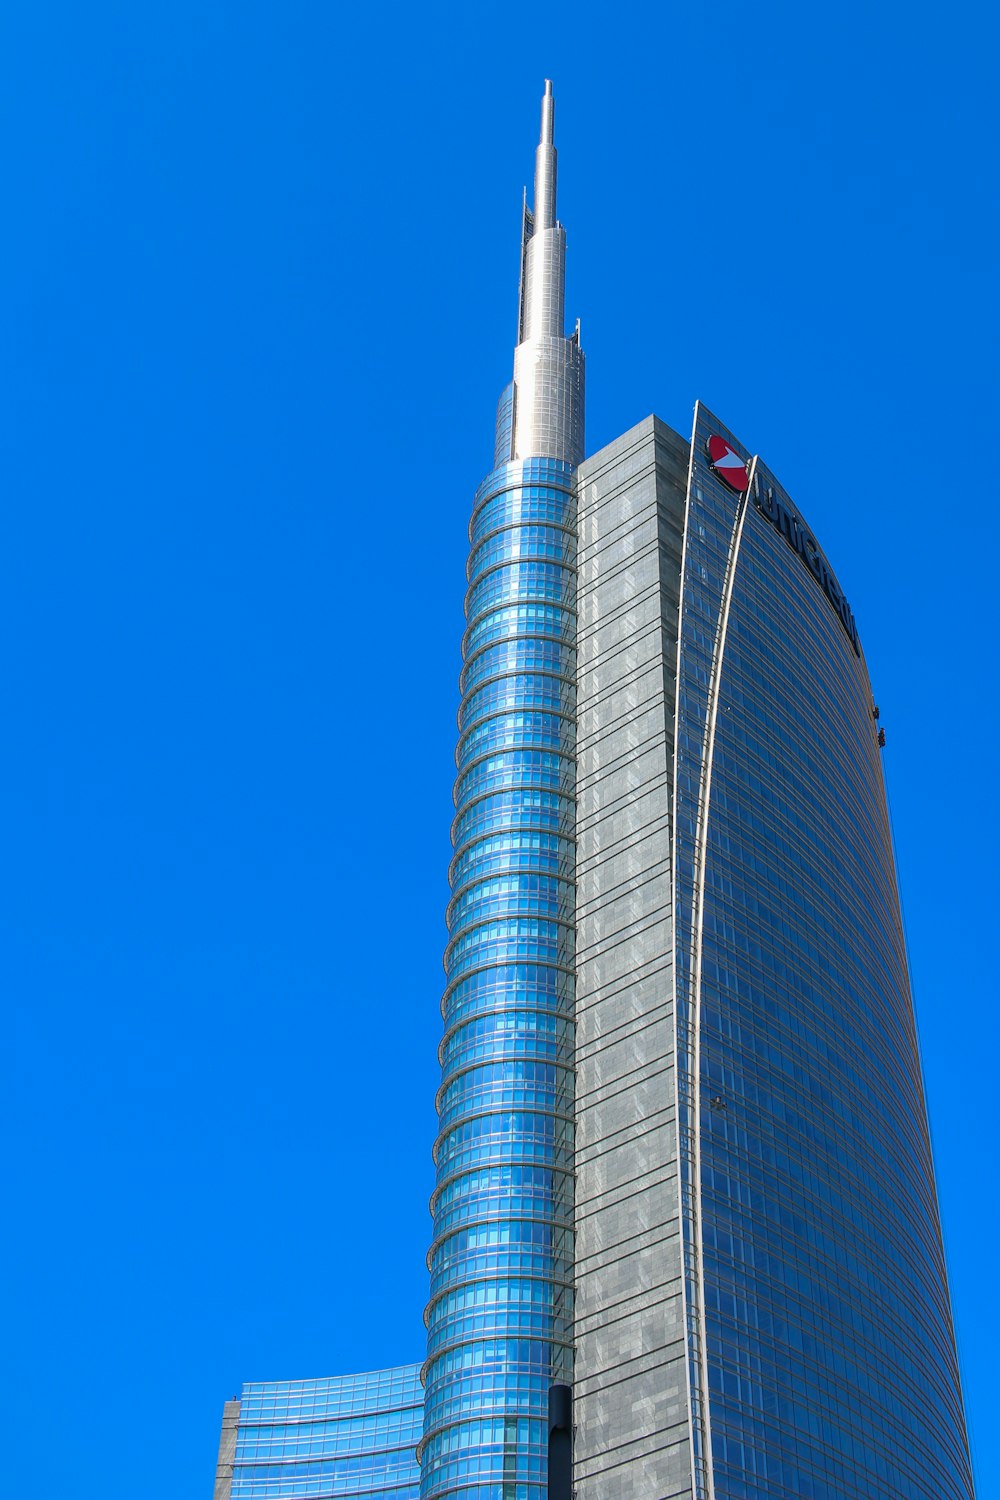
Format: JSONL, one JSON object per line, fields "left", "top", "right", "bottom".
{"left": 753, "top": 481, "right": 860, "bottom": 655}
{"left": 757, "top": 486, "right": 778, "bottom": 523}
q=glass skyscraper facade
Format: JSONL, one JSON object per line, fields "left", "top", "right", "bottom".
{"left": 419, "top": 80, "right": 583, "bottom": 1500}
{"left": 214, "top": 83, "right": 975, "bottom": 1500}
{"left": 671, "top": 405, "right": 972, "bottom": 1500}
{"left": 419, "top": 453, "right": 577, "bottom": 1500}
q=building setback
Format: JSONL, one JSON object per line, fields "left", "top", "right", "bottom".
{"left": 214, "top": 83, "right": 975, "bottom": 1500}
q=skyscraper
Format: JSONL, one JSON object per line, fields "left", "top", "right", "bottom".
{"left": 419, "top": 77, "right": 582, "bottom": 1500}
{"left": 214, "top": 82, "right": 975, "bottom": 1500}
{"left": 571, "top": 409, "right": 975, "bottom": 1499}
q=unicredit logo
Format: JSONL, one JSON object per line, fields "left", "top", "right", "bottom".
{"left": 707, "top": 434, "right": 749, "bottom": 492}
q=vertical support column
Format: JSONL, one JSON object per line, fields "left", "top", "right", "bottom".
{"left": 212, "top": 1399, "right": 241, "bottom": 1500}
{"left": 548, "top": 1384, "right": 573, "bottom": 1500}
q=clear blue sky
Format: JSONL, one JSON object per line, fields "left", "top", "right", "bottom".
{"left": 2, "top": 3, "right": 996, "bottom": 1496}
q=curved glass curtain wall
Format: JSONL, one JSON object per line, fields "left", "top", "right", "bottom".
{"left": 673, "top": 405, "right": 975, "bottom": 1500}
{"left": 420, "top": 457, "right": 576, "bottom": 1500}
{"left": 230, "top": 1369, "right": 423, "bottom": 1500}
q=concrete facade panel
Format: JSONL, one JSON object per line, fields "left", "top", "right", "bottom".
{"left": 573, "top": 417, "right": 693, "bottom": 1500}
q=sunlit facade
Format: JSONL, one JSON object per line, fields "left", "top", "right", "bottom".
{"left": 213, "top": 82, "right": 975, "bottom": 1500}
{"left": 679, "top": 406, "right": 972, "bottom": 1500}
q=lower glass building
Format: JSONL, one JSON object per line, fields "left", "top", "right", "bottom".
{"left": 213, "top": 1368, "right": 422, "bottom": 1500}
{"left": 213, "top": 81, "right": 975, "bottom": 1500}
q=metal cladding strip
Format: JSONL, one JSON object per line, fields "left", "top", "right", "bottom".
{"left": 688, "top": 451, "right": 754, "bottom": 1500}
{"left": 670, "top": 415, "right": 698, "bottom": 1500}
{"left": 675, "top": 409, "right": 756, "bottom": 1500}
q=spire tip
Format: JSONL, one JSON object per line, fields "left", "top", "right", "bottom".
{"left": 539, "top": 79, "right": 555, "bottom": 147}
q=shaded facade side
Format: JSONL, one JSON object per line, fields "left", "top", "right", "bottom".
{"left": 674, "top": 402, "right": 974, "bottom": 1500}
{"left": 573, "top": 417, "right": 693, "bottom": 1499}
{"left": 572, "top": 407, "right": 974, "bottom": 1499}
{"left": 217, "top": 1367, "right": 423, "bottom": 1500}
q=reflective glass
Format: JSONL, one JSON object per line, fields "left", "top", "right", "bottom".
{"left": 230, "top": 1367, "right": 423, "bottom": 1500}
{"left": 422, "top": 459, "right": 576, "bottom": 1500}
{"left": 673, "top": 405, "right": 975, "bottom": 1500}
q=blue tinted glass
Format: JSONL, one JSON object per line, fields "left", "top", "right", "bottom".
{"left": 230, "top": 1366, "right": 423, "bottom": 1500}
{"left": 673, "top": 405, "right": 974, "bottom": 1500}
{"left": 422, "top": 460, "right": 576, "bottom": 1500}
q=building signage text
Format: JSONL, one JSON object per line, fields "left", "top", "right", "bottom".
{"left": 753, "top": 478, "right": 860, "bottom": 656}
{"left": 703, "top": 433, "right": 860, "bottom": 656}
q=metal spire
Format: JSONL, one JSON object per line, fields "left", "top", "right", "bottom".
{"left": 519, "top": 80, "right": 564, "bottom": 345}
{"left": 534, "top": 79, "right": 557, "bottom": 230}
{"left": 495, "top": 79, "right": 584, "bottom": 466}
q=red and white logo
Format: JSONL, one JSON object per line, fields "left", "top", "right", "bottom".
{"left": 706, "top": 435, "right": 749, "bottom": 493}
